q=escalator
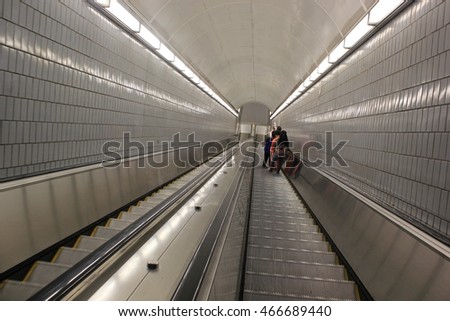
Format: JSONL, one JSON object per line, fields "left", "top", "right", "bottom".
{"left": 1, "top": 143, "right": 361, "bottom": 301}
{"left": 243, "top": 165, "right": 359, "bottom": 300}
{"left": 0, "top": 166, "right": 206, "bottom": 300}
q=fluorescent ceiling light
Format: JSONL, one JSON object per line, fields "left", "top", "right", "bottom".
{"left": 296, "top": 84, "right": 306, "bottom": 93}
{"left": 369, "top": 0, "right": 405, "bottom": 25}
{"left": 271, "top": 104, "right": 287, "bottom": 120}
{"left": 156, "top": 43, "right": 175, "bottom": 62}
{"left": 182, "top": 67, "right": 194, "bottom": 79}
{"left": 172, "top": 57, "right": 186, "bottom": 72}
{"left": 302, "top": 78, "right": 312, "bottom": 88}
{"left": 318, "top": 57, "right": 332, "bottom": 74}
{"left": 191, "top": 75, "right": 200, "bottom": 84}
{"left": 94, "top": 0, "right": 110, "bottom": 6}
{"left": 329, "top": 40, "right": 348, "bottom": 63}
{"left": 309, "top": 68, "right": 321, "bottom": 81}
{"left": 344, "top": 15, "right": 374, "bottom": 48}
{"left": 291, "top": 92, "right": 300, "bottom": 99}
{"left": 138, "top": 26, "right": 160, "bottom": 49}
{"left": 106, "top": 0, "right": 140, "bottom": 32}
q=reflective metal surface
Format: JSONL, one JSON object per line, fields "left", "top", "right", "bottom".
{"left": 78, "top": 149, "right": 244, "bottom": 300}
{"left": 289, "top": 165, "right": 450, "bottom": 300}
{"left": 0, "top": 140, "right": 232, "bottom": 274}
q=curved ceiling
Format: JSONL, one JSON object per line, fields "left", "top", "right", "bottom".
{"left": 127, "top": 0, "right": 376, "bottom": 111}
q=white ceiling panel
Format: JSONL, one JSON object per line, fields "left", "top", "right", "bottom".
{"left": 127, "top": 0, "right": 377, "bottom": 111}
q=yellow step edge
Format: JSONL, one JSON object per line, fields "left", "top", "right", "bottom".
{"left": 117, "top": 211, "right": 128, "bottom": 219}
{"left": 22, "top": 263, "right": 39, "bottom": 282}
{"left": 343, "top": 268, "right": 350, "bottom": 281}
{"left": 73, "top": 236, "right": 83, "bottom": 248}
{"left": 104, "top": 218, "right": 114, "bottom": 227}
{"left": 51, "top": 247, "right": 64, "bottom": 263}
{"left": 355, "top": 284, "right": 361, "bottom": 301}
{"left": 91, "top": 226, "right": 100, "bottom": 236}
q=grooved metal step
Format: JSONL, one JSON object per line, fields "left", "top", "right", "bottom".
{"left": 53, "top": 247, "right": 92, "bottom": 266}
{"left": 24, "top": 262, "right": 70, "bottom": 284}
{"left": 251, "top": 219, "right": 320, "bottom": 233}
{"left": 75, "top": 236, "right": 108, "bottom": 251}
{"left": 244, "top": 163, "right": 359, "bottom": 301}
{"left": 106, "top": 218, "right": 134, "bottom": 229}
{"left": 254, "top": 213, "right": 312, "bottom": 221}
{"left": 249, "top": 227, "right": 325, "bottom": 241}
{"left": 119, "top": 212, "right": 144, "bottom": 221}
{"left": 248, "top": 235, "right": 330, "bottom": 252}
{"left": 0, "top": 280, "right": 43, "bottom": 301}
{"left": 91, "top": 226, "right": 122, "bottom": 239}
{"left": 244, "top": 273, "right": 357, "bottom": 300}
{"left": 246, "top": 257, "right": 347, "bottom": 280}
{"left": 247, "top": 245, "right": 338, "bottom": 264}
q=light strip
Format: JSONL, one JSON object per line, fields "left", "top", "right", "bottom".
{"left": 156, "top": 43, "right": 175, "bottom": 62}
{"left": 318, "top": 57, "right": 332, "bottom": 74}
{"left": 328, "top": 40, "right": 348, "bottom": 63}
{"left": 94, "top": 0, "right": 110, "bottom": 6}
{"left": 137, "top": 26, "right": 160, "bottom": 49}
{"left": 309, "top": 68, "right": 321, "bottom": 82}
{"left": 106, "top": 0, "right": 140, "bottom": 32}
{"left": 89, "top": 0, "right": 238, "bottom": 117}
{"left": 344, "top": 15, "right": 374, "bottom": 48}
{"left": 172, "top": 57, "right": 186, "bottom": 72}
{"left": 369, "top": 0, "right": 405, "bottom": 25}
{"left": 270, "top": 1, "right": 411, "bottom": 120}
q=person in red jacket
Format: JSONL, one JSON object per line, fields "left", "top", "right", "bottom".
{"left": 269, "top": 130, "right": 280, "bottom": 172}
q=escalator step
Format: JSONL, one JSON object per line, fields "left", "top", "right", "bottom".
{"left": 250, "top": 206, "right": 308, "bottom": 216}
{"left": 75, "top": 235, "right": 107, "bottom": 251}
{"left": 249, "top": 227, "right": 324, "bottom": 241}
{"left": 91, "top": 226, "right": 122, "bottom": 239}
{"left": 24, "top": 261, "right": 70, "bottom": 284}
{"left": 244, "top": 273, "right": 357, "bottom": 300}
{"left": 248, "top": 235, "right": 330, "bottom": 252}
{"left": 119, "top": 212, "right": 144, "bottom": 221}
{"left": 250, "top": 214, "right": 314, "bottom": 224}
{"left": 53, "top": 247, "right": 92, "bottom": 266}
{"left": 251, "top": 220, "right": 319, "bottom": 233}
{"left": 106, "top": 218, "right": 133, "bottom": 229}
{"left": 246, "top": 257, "right": 346, "bottom": 280}
{"left": 0, "top": 280, "right": 43, "bottom": 301}
{"left": 129, "top": 207, "right": 153, "bottom": 215}
{"left": 247, "top": 245, "right": 337, "bottom": 264}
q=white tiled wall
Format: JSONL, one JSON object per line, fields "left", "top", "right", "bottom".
{"left": 278, "top": 0, "right": 450, "bottom": 240}
{"left": 0, "top": 0, "right": 236, "bottom": 181}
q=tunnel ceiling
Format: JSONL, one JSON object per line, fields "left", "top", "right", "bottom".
{"left": 127, "top": 0, "right": 376, "bottom": 111}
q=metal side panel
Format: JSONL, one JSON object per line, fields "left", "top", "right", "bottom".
{"left": 84, "top": 159, "right": 241, "bottom": 300}
{"left": 289, "top": 165, "right": 450, "bottom": 300}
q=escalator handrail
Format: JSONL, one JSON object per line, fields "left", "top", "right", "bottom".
{"left": 171, "top": 147, "right": 253, "bottom": 300}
